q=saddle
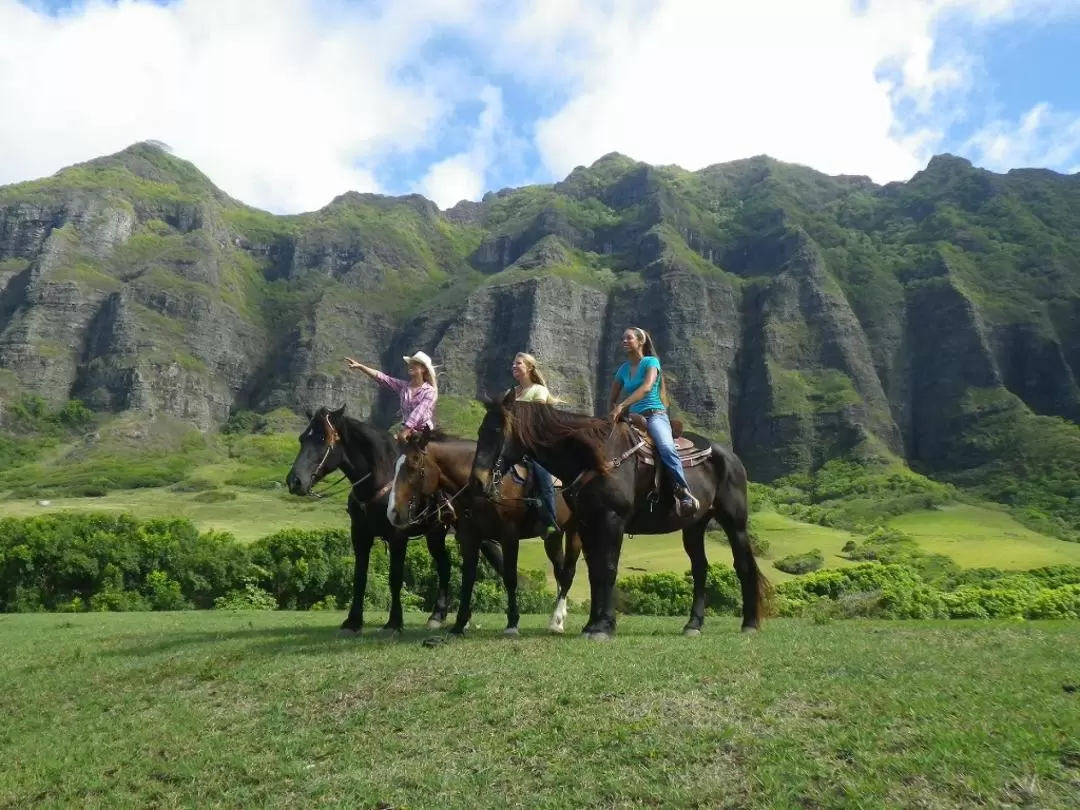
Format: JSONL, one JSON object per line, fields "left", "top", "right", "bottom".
{"left": 624, "top": 413, "right": 712, "bottom": 468}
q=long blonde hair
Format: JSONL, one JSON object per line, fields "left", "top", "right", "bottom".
{"left": 514, "top": 352, "right": 562, "bottom": 403}
{"left": 629, "top": 327, "right": 669, "bottom": 407}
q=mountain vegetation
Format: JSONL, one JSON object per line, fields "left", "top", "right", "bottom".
{"left": 1, "top": 142, "right": 1079, "bottom": 545}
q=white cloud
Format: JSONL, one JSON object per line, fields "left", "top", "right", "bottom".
{"left": 527, "top": 0, "right": 1078, "bottom": 184}
{"left": 2, "top": 0, "right": 1080, "bottom": 218}
{"left": 417, "top": 85, "right": 505, "bottom": 208}
{"left": 964, "top": 102, "right": 1080, "bottom": 172}
{"left": 0, "top": 0, "right": 479, "bottom": 214}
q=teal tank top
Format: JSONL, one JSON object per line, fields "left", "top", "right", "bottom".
{"left": 615, "top": 356, "right": 664, "bottom": 414}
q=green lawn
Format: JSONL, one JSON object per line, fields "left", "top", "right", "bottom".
{"left": 2, "top": 611, "right": 1078, "bottom": 809}
{"left": 891, "top": 504, "right": 1080, "bottom": 569}
{"left": 0, "top": 487, "right": 348, "bottom": 544}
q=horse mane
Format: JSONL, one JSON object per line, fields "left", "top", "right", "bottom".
{"left": 505, "top": 401, "right": 613, "bottom": 471}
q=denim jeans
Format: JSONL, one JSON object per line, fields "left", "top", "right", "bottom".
{"left": 530, "top": 460, "right": 558, "bottom": 526}
{"left": 644, "top": 410, "right": 690, "bottom": 491}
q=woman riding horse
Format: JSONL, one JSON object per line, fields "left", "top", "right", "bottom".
{"left": 608, "top": 327, "right": 700, "bottom": 516}
{"left": 508, "top": 352, "right": 561, "bottom": 539}
{"left": 345, "top": 350, "right": 438, "bottom": 443}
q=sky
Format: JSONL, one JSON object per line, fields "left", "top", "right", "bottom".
{"left": 1, "top": 0, "right": 1079, "bottom": 214}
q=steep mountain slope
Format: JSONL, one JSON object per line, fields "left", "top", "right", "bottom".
{"left": 2, "top": 142, "right": 1079, "bottom": 533}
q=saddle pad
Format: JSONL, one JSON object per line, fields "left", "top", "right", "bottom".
{"left": 511, "top": 463, "right": 563, "bottom": 489}
{"left": 630, "top": 427, "right": 712, "bottom": 455}
{"left": 630, "top": 427, "right": 713, "bottom": 468}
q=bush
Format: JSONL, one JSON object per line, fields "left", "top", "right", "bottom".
{"left": 2, "top": 512, "right": 1077, "bottom": 623}
{"left": 0, "top": 513, "right": 558, "bottom": 617}
{"left": 774, "top": 549, "right": 825, "bottom": 575}
{"left": 749, "top": 528, "right": 770, "bottom": 557}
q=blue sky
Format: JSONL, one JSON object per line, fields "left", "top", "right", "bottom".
{"left": 2, "top": 0, "right": 1080, "bottom": 213}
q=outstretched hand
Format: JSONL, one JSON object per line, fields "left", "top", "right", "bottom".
{"left": 344, "top": 357, "right": 364, "bottom": 370}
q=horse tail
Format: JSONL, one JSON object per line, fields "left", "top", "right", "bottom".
{"left": 752, "top": 553, "right": 776, "bottom": 620}
{"left": 710, "top": 441, "right": 776, "bottom": 623}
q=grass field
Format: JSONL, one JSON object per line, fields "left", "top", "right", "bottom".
{"left": 2, "top": 610, "right": 1078, "bottom": 809}
{"left": 891, "top": 504, "right": 1080, "bottom": 569}
{"left": 0, "top": 487, "right": 349, "bottom": 544}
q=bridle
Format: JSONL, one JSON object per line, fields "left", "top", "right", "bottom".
{"left": 305, "top": 413, "right": 384, "bottom": 501}
{"left": 394, "top": 443, "right": 467, "bottom": 527}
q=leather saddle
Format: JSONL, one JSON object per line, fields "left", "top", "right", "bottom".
{"left": 625, "top": 413, "right": 712, "bottom": 468}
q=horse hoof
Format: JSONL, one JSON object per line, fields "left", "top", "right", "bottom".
{"left": 548, "top": 623, "right": 565, "bottom": 634}
{"left": 336, "top": 627, "right": 360, "bottom": 638}
{"left": 683, "top": 628, "right": 702, "bottom": 638}
{"left": 503, "top": 627, "right": 520, "bottom": 637}
{"left": 426, "top": 618, "right": 444, "bottom": 630}
{"left": 379, "top": 626, "right": 402, "bottom": 636}
{"left": 741, "top": 625, "right": 759, "bottom": 634}
{"left": 586, "top": 631, "right": 612, "bottom": 642}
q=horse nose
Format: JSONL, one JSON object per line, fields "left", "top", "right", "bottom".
{"left": 286, "top": 471, "right": 304, "bottom": 494}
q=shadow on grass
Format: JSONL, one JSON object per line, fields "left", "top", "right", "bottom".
{"left": 85, "top": 612, "right": 714, "bottom": 660}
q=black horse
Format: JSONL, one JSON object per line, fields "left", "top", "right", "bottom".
{"left": 285, "top": 405, "right": 504, "bottom": 635}
{"left": 469, "top": 391, "right": 772, "bottom": 639}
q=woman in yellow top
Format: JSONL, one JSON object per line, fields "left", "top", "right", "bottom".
{"left": 509, "top": 352, "right": 559, "bottom": 535}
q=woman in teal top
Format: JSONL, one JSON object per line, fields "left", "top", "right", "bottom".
{"left": 608, "top": 326, "right": 700, "bottom": 516}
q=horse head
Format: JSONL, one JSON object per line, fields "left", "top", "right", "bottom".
{"left": 470, "top": 388, "right": 525, "bottom": 499}
{"left": 286, "top": 405, "right": 352, "bottom": 495}
{"left": 386, "top": 426, "right": 440, "bottom": 527}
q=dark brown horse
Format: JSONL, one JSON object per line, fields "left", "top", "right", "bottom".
{"left": 469, "top": 391, "right": 772, "bottom": 639}
{"left": 387, "top": 428, "right": 583, "bottom": 635}
{"left": 285, "top": 405, "right": 505, "bottom": 634}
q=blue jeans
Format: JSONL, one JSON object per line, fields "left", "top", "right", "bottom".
{"left": 530, "top": 460, "right": 558, "bottom": 526}
{"left": 644, "top": 411, "right": 690, "bottom": 491}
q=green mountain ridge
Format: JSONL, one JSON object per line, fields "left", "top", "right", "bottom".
{"left": 1, "top": 142, "right": 1079, "bottom": 537}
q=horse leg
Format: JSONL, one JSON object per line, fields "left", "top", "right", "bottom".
{"left": 382, "top": 536, "right": 407, "bottom": 633}
{"left": 478, "top": 537, "right": 505, "bottom": 578}
{"left": 425, "top": 527, "right": 451, "bottom": 630}
{"left": 543, "top": 527, "right": 566, "bottom": 631}
{"left": 339, "top": 515, "right": 374, "bottom": 636}
{"left": 547, "top": 528, "right": 581, "bottom": 633}
{"left": 681, "top": 520, "right": 709, "bottom": 636}
{"left": 500, "top": 532, "right": 521, "bottom": 636}
{"left": 450, "top": 526, "right": 481, "bottom": 635}
{"left": 715, "top": 485, "right": 766, "bottom": 633}
{"left": 588, "top": 513, "right": 625, "bottom": 641}
{"left": 579, "top": 531, "right": 605, "bottom": 636}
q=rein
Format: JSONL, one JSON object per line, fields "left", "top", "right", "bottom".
{"left": 305, "top": 413, "right": 392, "bottom": 505}
{"left": 397, "top": 445, "right": 469, "bottom": 527}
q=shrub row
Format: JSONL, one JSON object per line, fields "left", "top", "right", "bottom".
{"left": 3, "top": 512, "right": 1078, "bottom": 621}
{"left": 0, "top": 513, "right": 555, "bottom": 615}
{"left": 611, "top": 561, "right": 1080, "bottom": 620}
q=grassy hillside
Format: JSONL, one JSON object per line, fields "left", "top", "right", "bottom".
{"left": 2, "top": 611, "right": 1078, "bottom": 808}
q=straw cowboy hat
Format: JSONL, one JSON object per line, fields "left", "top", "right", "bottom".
{"left": 403, "top": 350, "right": 437, "bottom": 384}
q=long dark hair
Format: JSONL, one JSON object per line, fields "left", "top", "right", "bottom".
{"left": 630, "top": 327, "right": 669, "bottom": 407}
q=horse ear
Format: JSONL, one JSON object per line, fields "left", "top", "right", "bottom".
{"left": 330, "top": 404, "right": 346, "bottom": 420}
{"left": 304, "top": 408, "right": 314, "bottom": 421}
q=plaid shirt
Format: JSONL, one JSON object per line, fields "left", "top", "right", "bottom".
{"left": 374, "top": 371, "right": 436, "bottom": 430}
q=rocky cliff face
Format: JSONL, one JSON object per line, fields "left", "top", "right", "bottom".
{"left": 2, "top": 143, "right": 1079, "bottom": 487}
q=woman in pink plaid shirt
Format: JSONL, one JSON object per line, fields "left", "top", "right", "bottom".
{"left": 344, "top": 350, "right": 438, "bottom": 443}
